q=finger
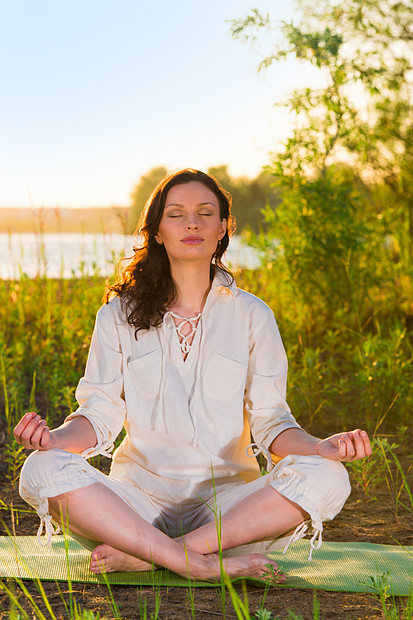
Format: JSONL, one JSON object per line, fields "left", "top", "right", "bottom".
{"left": 348, "top": 429, "right": 372, "bottom": 460}
{"left": 30, "top": 419, "right": 48, "bottom": 448}
{"left": 350, "top": 430, "right": 366, "bottom": 460}
{"left": 340, "top": 434, "right": 356, "bottom": 459}
{"left": 360, "top": 430, "right": 372, "bottom": 457}
{"left": 14, "top": 412, "right": 37, "bottom": 442}
{"left": 39, "top": 426, "right": 50, "bottom": 449}
{"left": 337, "top": 438, "right": 347, "bottom": 459}
{"left": 19, "top": 415, "right": 43, "bottom": 447}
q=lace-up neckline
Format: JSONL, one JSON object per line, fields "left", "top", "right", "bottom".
{"left": 169, "top": 311, "right": 202, "bottom": 361}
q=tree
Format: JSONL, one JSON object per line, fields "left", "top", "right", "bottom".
{"left": 208, "top": 165, "right": 279, "bottom": 232}
{"left": 230, "top": 0, "right": 413, "bottom": 320}
{"left": 128, "top": 166, "right": 168, "bottom": 233}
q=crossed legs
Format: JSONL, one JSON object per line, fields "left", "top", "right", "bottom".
{"left": 48, "top": 482, "right": 307, "bottom": 579}
{"left": 21, "top": 450, "right": 350, "bottom": 579}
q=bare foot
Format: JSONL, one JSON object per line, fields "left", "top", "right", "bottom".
{"left": 201, "top": 553, "right": 285, "bottom": 582}
{"left": 90, "top": 544, "right": 158, "bottom": 574}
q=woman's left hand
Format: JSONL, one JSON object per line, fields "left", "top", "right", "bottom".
{"left": 317, "top": 429, "right": 372, "bottom": 462}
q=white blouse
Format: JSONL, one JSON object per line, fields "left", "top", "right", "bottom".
{"left": 66, "top": 273, "right": 301, "bottom": 503}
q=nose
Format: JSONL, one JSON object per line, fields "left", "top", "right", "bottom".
{"left": 186, "top": 218, "right": 199, "bottom": 231}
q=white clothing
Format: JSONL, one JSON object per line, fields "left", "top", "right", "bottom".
{"left": 19, "top": 273, "right": 351, "bottom": 558}
{"left": 66, "top": 274, "right": 302, "bottom": 503}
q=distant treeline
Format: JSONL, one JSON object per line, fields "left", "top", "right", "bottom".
{"left": 0, "top": 207, "right": 129, "bottom": 235}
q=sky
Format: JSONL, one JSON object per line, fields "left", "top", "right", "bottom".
{"left": 1, "top": 0, "right": 322, "bottom": 208}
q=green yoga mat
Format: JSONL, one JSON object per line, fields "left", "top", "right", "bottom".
{"left": 0, "top": 536, "right": 412, "bottom": 595}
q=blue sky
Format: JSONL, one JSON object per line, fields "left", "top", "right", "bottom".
{"left": 1, "top": 0, "right": 319, "bottom": 208}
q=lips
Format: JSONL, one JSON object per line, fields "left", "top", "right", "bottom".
{"left": 181, "top": 236, "right": 204, "bottom": 244}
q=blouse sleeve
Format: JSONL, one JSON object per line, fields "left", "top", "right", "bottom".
{"left": 244, "top": 300, "right": 301, "bottom": 452}
{"left": 65, "top": 302, "right": 126, "bottom": 459}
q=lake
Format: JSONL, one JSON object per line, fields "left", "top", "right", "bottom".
{"left": 0, "top": 233, "right": 261, "bottom": 280}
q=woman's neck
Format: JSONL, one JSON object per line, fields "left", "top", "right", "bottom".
{"left": 168, "top": 262, "right": 212, "bottom": 317}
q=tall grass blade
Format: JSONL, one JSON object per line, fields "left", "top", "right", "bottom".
{"left": 29, "top": 370, "right": 36, "bottom": 411}
{"left": 0, "top": 354, "right": 11, "bottom": 430}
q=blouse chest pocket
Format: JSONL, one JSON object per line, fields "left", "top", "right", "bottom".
{"left": 203, "top": 352, "right": 247, "bottom": 402}
{"left": 127, "top": 350, "right": 161, "bottom": 400}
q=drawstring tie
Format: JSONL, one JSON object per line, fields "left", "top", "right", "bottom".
{"left": 80, "top": 443, "right": 113, "bottom": 460}
{"left": 37, "top": 514, "right": 60, "bottom": 552}
{"left": 246, "top": 443, "right": 274, "bottom": 472}
{"left": 308, "top": 527, "right": 323, "bottom": 561}
{"left": 169, "top": 312, "right": 202, "bottom": 356}
{"left": 95, "top": 445, "right": 113, "bottom": 459}
{"left": 283, "top": 521, "right": 323, "bottom": 561}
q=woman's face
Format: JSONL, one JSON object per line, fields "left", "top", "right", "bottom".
{"left": 155, "top": 182, "right": 227, "bottom": 265}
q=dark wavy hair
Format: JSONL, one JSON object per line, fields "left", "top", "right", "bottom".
{"left": 104, "top": 168, "right": 235, "bottom": 334}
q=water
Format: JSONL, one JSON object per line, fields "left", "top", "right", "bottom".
{"left": 0, "top": 233, "right": 261, "bottom": 280}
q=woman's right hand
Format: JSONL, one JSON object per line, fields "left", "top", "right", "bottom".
{"left": 14, "top": 412, "right": 57, "bottom": 451}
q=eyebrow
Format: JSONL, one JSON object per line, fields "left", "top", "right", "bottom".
{"left": 164, "top": 202, "right": 216, "bottom": 209}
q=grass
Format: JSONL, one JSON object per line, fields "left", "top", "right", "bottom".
{"left": 359, "top": 573, "right": 413, "bottom": 620}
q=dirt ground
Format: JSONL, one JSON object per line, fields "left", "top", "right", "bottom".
{"left": 0, "top": 450, "right": 412, "bottom": 620}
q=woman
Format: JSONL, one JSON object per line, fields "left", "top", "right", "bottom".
{"left": 15, "top": 169, "right": 371, "bottom": 581}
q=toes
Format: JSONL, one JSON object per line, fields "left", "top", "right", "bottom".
{"left": 261, "top": 560, "right": 286, "bottom": 584}
{"left": 247, "top": 555, "right": 286, "bottom": 582}
{"left": 90, "top": 557, "right": 110, "bottom": 574}
{"left": 90, "top": 545, "right": 110, "bottom": 574}
{"left": 91, "top": 544, "right": 108, "bottom": 561}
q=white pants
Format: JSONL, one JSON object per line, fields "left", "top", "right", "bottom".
{"left": 19, "top": 449, "right": 351, "bottom": 560}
